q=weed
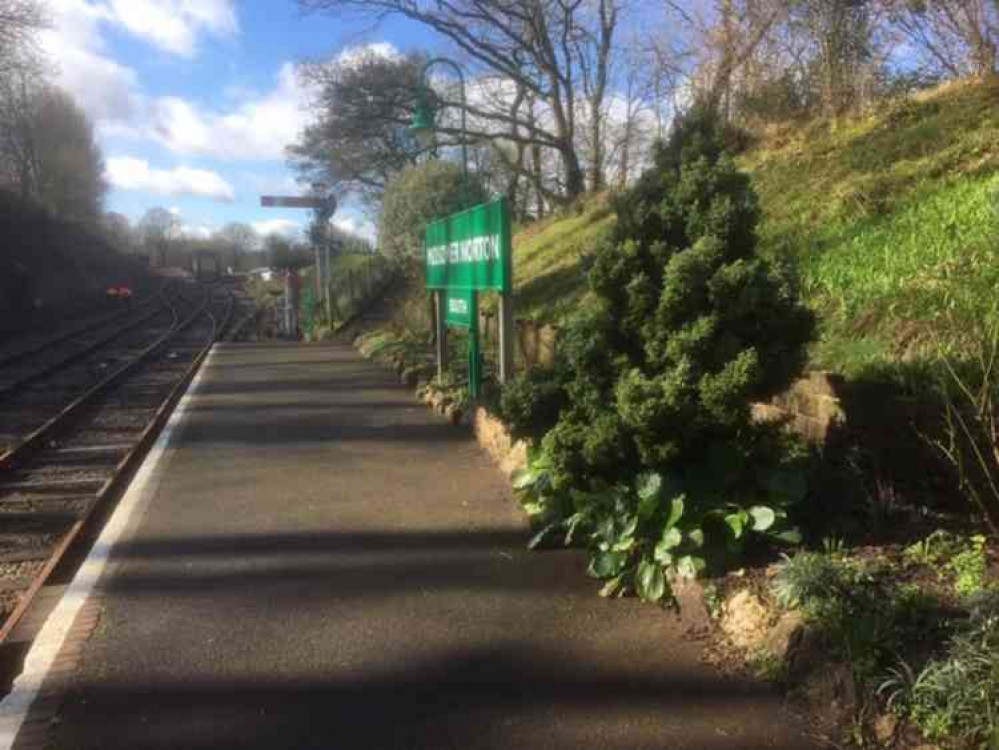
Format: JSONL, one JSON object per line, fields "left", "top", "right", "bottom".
{"left": 948, "top": 535, "right": 989, "bottom": 598}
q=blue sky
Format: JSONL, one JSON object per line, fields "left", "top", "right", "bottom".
{"left": 41, "top": 0, "right": 440, "bottom": 243}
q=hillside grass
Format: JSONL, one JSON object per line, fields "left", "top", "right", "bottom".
{"left": 506, "top": 197, "right": 615, "bottom": 322}
{"left": 505, "top": 79, "right": 999, "bottom": 382}
{"left": 743, "top": 78, "right": 999, "bottom": 380}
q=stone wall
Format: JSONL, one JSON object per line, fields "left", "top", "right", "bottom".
{"left": 752, "top": 372, "right": 847, "bottom": 445}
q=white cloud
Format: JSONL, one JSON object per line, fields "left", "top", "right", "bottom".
{"left": 150, "top": 63, "right": 311, "bottom": 161}
{"left": 336, "top": 42, "right": 400, "bottom": 66}
{"left": 105, "top": 0, "right": 238, "bottom": 58}
{"left": 40, "top": 0, "right": 143, "bottom": 124}
{"left": 180, "top": 224, "right": 214, "bottom": 240}
{"left": 106, "top": 157, "right": 236, "bottom": 202}
{"left": 333, "top": 215, "right": 376, "bottom": 243}
{"left": 251, "top": 219, "right": 301, "bottom": 238}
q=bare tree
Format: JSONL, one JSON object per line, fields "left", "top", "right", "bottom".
{"left": 138, "top": 207, "right": 180, "bottom": 267}
{"left": 217, "top": 222, "right": 259, "bottom": 272}
{"left": 298, "top": 0, "right": 626, "bottom": 203}
{"left": 0, "top": 0, "right": 45, "bottom": 78}
{"left": 883, "top": 0, "right": 997, "bottom": 79}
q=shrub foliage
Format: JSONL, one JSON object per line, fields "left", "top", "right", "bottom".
{"left": 507, "top": 111, "right": 815, "bottom": 599}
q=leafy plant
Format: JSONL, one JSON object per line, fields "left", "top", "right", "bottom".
{"left": 509, "top": 110, "right": 814, "bottom": 588}
{"left": 499, "top": 367, "right": 566, "bottom": 442}
{"left": 513, "top": 451, "right": 800, "bottom": 605}
{"left": 948, "top": 535, "right": 989, "bottom": 599}
{"left": 899, "top": 588, "right": 999, "bottom": 749}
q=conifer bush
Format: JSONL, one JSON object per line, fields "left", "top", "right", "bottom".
{"left": 508, "top": 111, "right": 815, "bottom": 598}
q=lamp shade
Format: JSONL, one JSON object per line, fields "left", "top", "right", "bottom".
{"left": 410, "top": 88, "right": 436, "bottom": 149}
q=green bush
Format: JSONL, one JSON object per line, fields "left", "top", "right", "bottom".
{"left": 512, "top": 110, "right": 815, "bottom": 598}
{"left": 499, "top": 367, "right": 566, "bottom": 442}
{"left": 379, "top": 161, "right": 488, "bottom": 257}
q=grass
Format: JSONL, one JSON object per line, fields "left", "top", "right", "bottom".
{"left": 505, "top": 197, "right": 616, "bottom": 322}
{"left": 741, "top": 78, "right": 999, "bottom": 379}
{"left": 499, "top": 79, "right": 999, "bottom": 380}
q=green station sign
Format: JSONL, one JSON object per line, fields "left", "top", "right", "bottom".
{"left": 425, "top": 198, "right": 512, "bottom": 293}
{"left": 424, "top": 197, "right": 512, "bottom": 400}
{"left": 444, "top": 289, "right": 476, "bottom": 329}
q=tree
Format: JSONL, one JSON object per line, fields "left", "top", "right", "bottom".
{"left": 0, "top": 83, "right": 106, "bottom": 220}
{"left": 289, "top": 50, "right": 423, "bottom": 204}
{"left": 298, "top": 0, "right": 624, "bottom": 203}
{"left": 502, "top": 111, "right": 815, "bottom": 586}
{"left": 884, "top": 0, "right": 998, "bottom": 79}
{"left": 378, "top": 161, "right": 488, "bottom": 257}
{"left": 138, "top": 207, "right": 180, "bottom": 267}
{"left": 0, "top": 0, "right": 45, "bottom": 79}
{"left": 102, "top": 212, "right": 136, "bottom": 253}
{"left": 32, "top": 88, "right": 106, "bottom": 220}
{"left": 216, "top": 222, "right": 258, "bottom": 271}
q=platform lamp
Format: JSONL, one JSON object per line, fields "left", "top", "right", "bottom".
{"left": 409, "top": 57, "right": 474, "bottom": 388}
{"left": 409, "top": 57, "right": 470, "bottom": 207}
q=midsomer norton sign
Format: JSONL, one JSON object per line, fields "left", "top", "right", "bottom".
{"left": 424, "top": 197, "right": 514, "bottom": 397}
{"left": 424, "top": 197, "right": 512, "bottom": 294}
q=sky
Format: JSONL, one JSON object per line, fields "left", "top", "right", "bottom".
{"left": 40, "top": 0, "right": 440, "bottom": 243}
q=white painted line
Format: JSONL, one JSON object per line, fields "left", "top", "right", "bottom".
{"left": 0, "top": 346, "right": 218, "bottom": 748}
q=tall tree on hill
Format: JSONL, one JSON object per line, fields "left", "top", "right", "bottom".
{"left": 289, "top": 49, "right": 423, "bottom": 205}
{"left": 298, "top": 0, "right": 624, "bottom": 203}
{"left": 883, "top": 0, "right": 998, "bottom": 79}
{"left": 0, "top": 83, "right": 106, "bottom": 221}
{"left": 32, "top": 88, "right": 106, "bottom": 221}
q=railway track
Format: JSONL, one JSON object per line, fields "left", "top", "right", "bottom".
{"left": 0, "top": 282, "right": 165, "bottom": 371}
{"left": 0, "top": 279, "right": 237, "bottom": 644}
{"left": 0, "top": 284, "right": 189, "bottom": 457}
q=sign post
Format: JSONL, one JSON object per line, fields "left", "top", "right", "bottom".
{"left": 424, "top": 197, "right": 514, "bottom": 399}
{"left": 260, "top": 194, "right": 338, "bottom": 325}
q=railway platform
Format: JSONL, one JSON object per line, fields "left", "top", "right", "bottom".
{"left": 1, "top": 341, "right": 818, "bottom": 750}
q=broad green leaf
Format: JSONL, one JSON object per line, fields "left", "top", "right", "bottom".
{"left": 724, "top": 511, "right": 748, "bottom": 540}
{"left": 598, "top": 574, "right": 624, "bottom": 598}
{"left": 688, "top": 529, "right": 705, "bottom": 548}
{"left": 637, "top": 473, "right": 663, "bottom": 502}
{"left": 749, "top": 505, "right": 777, "bottom": 532}
{"left": 620, "top": 515, "right": 639, "bottom": 540}
{"left": 653, "top": 542, "right": 674, "bottom": 566}
{"left": 665, "top": 495, "right": 685, "bottom": 529}
{"left": 588, "top": 551, "right": 626, "bottom": 579}
{"left": 527, "top": 522, "right": 561, "bottom": 550}
{"left": 772, "top": 528, "right": 803, "bottom": 545}
{"left": 564, "top": 513, "right": 587, "bottom": 547}
{"left": 511, "top": 468, "right": 538, "bottom": 490}
{"left": 636, "top": 559, "right": 667, "bottom": 603}
{"left": 677, "top": 555, "right": 707, "bottom": 580}
{"left": 661, "top": 526, "right": 683, "bottom": 550}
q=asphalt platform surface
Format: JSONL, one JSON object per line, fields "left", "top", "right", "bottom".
{"left": 51, "top": 342, "right": 819, "bottom": 750}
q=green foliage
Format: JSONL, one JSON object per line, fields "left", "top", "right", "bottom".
{"left": 378, "top": 161, "right": 488, "bottom": 257}
{"left": 742, "top": 78, "right": 999, "bottom": 378}
{"left": 904, "top": 530, "right": 991, "bottom": 599}
{"left": 498, "top": 367, "right": 566, "bottom": 443}
{"left": 507, "top": 110, "right": 814, "bottom": 589}
{"left": 888, "top": 589, "right": 999, "bottom": 749}
{"left": 513, "top": 450, "right": 801, "bottom": 604}
{"left": 775, "top": 552, "right": 948, "bottom": 711}
{"left": 949, "top": 535, "right": 989, "bottom": 598}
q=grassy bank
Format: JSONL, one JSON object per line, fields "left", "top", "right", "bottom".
{"left": 504, "top": 79, "right": 999, "bottom": 384}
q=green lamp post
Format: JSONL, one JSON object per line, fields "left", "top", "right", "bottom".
{"left": 410, "top": 57, "right": 470, "bottom": 206}
{"left": 410, "top": 57, "right": 482, "bottom": 397}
